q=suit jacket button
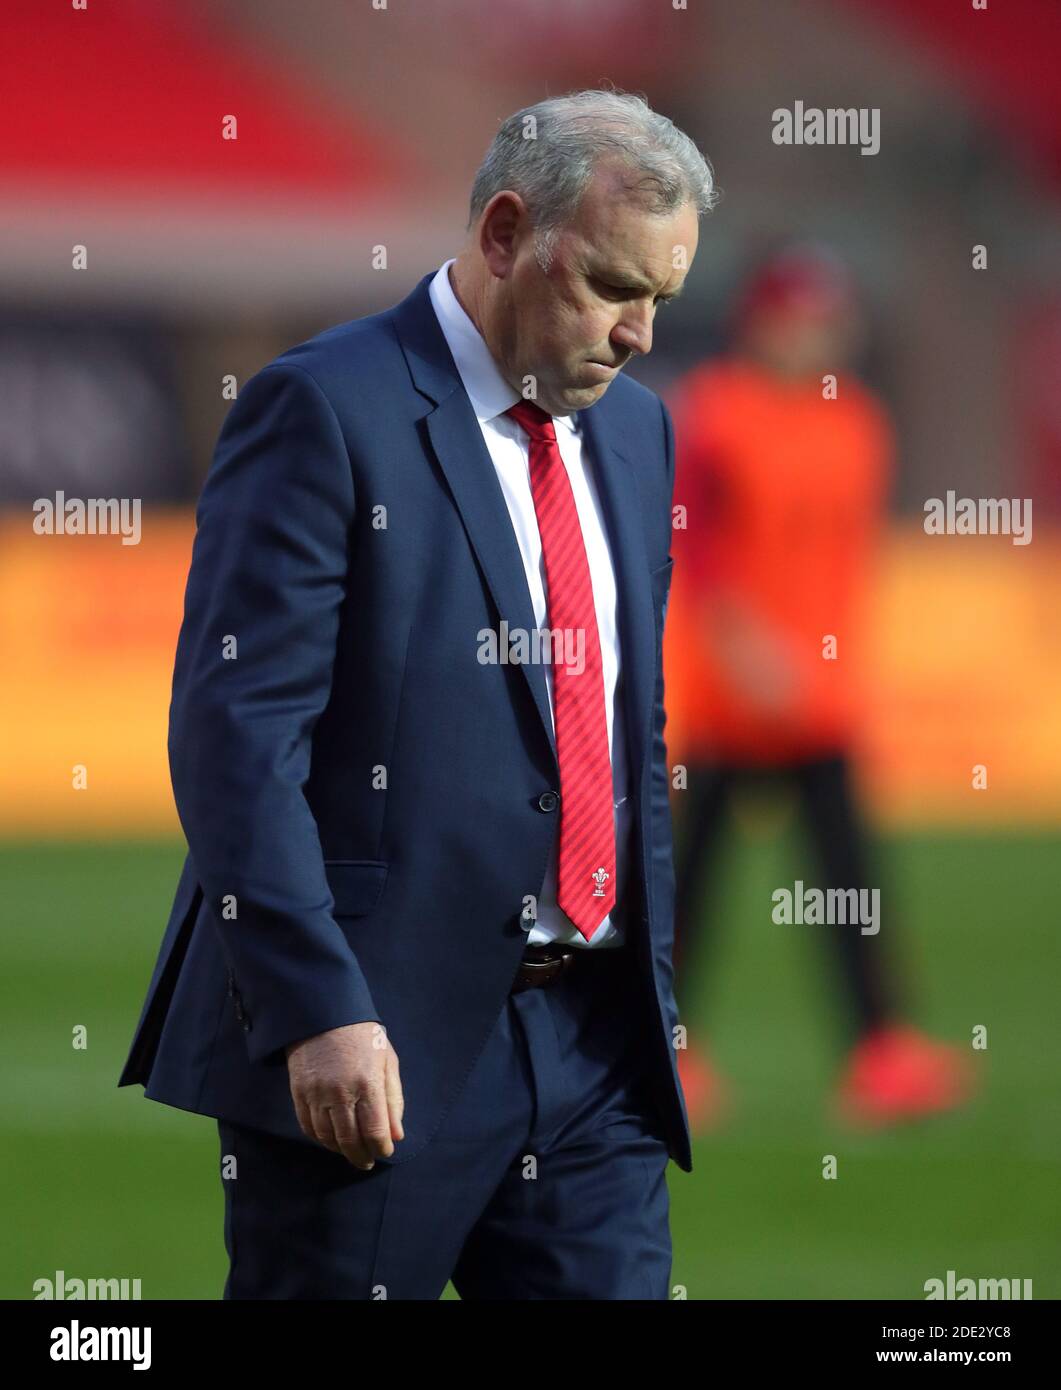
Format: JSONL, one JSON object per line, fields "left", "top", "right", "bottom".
{"left": 538, "top": 791, "right": 559, "bottom": 812}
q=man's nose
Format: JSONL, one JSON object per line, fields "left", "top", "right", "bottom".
{"left": 611, "top": 304, "right": 653, "bottom": 358}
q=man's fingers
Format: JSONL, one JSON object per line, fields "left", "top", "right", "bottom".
{"left": 308, "top": 1103, "right": 343, "bottom": 1154}
{"left": 291, "top": 1093, "right": 315, "bottom": 1144}
{"left": 385, "top": 1048, "right": 405, "bottom": 1142}
{"left": 328, "top": 1103, "right": 376, "bottom": 1170}
{"left": 355, "top": 1085, "right": 395, "bottom": 1161}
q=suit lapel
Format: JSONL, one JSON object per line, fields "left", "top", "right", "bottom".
{"left": 424, "top": 393, "right": 559, "bottom": 760}
{"left": 577, "top": 403, "right": 657, "bottom": 799}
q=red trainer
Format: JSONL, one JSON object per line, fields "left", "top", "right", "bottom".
{"left": 676, "top": 1035, "right": 731, "bottom": 1134}
{"left": 833, "top": 1024, "right": 978, "bottom": 1128}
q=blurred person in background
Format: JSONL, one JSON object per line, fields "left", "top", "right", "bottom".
{"left": 666, "top": 244, "right": 976, "bottom": 1132}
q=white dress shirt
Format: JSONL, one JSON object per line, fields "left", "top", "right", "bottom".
{"left": 428, "top": 259, "right": 632, "bottom": 948}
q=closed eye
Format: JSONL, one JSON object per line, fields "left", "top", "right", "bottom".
{"left": 593, "top": 277, "right": 677, "bottom": 309}
{"left": 594, "top": 279, "right": 638, "bottom": 301}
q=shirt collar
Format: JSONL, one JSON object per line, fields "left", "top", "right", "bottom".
{"left": 428, "top": 258, "right": 579, "bottom": 436}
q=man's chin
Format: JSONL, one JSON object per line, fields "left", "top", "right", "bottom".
{"left": 551, "top": 381, "right": 610, "bottom": 413}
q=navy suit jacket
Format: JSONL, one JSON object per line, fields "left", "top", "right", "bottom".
{"left": 118, "top": 270, "right": 692, "bottom": 1173}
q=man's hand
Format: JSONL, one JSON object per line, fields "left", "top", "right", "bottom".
{"left": 285, "top": 1022, "right": 404, "bottom": 1170}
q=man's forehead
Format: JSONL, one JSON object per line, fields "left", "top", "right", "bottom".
{"left": 569, "top": 184, "right": 696, "bottom": 282}
{"left": 577, "top": 221, "right": 695, "bottom": 290}
{"left": 590, "top": 249, "right": 689, "bottom": 288}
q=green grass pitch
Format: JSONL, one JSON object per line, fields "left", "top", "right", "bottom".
{"left": 2, "top": 833, "right": 1057, "bottom": 1300}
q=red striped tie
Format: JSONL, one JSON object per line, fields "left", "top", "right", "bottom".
{"left": 505, "top": 399, "right": 615, "bottom": 941}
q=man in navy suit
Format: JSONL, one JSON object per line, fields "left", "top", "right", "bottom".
{"left": 118, "top": 89, "right": 717, "bottom": 1299}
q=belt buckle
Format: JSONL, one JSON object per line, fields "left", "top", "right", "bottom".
{"left": 514, "top": 945, "right": 576, "bottom": 992}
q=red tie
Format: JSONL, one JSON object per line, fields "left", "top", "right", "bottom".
{"left": 505, "top": 399, "right": 616, "bottom": 941}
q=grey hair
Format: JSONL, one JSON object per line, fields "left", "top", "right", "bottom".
{"left": 467, "top": 88, "right": 719, "bottom": 273}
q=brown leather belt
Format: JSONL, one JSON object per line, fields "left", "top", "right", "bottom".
{"left": 511, "top": 942, "right": 626, "bottom": 993}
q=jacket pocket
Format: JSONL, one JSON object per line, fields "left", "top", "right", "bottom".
{"left": 323, "top": 859, "right": 389, "bottom": 917}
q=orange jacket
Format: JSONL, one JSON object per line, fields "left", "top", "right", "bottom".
{"left": 666, "top": 357, "right": 893, "bottom": 763}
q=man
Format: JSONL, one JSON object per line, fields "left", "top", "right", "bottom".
{"left": 666, "top": 244, "right": 975, "bottom": 1131}
{"left": 118, "top": 89, "right": 718, "bottom": 1299}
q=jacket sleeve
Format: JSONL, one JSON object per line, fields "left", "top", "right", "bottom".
{"left": 168, "top": 361, "right": 380, "bottom": 1064}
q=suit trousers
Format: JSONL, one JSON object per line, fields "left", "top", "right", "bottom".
{"left": 217, "top": 941, "right": 673, "bottom": 1299}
